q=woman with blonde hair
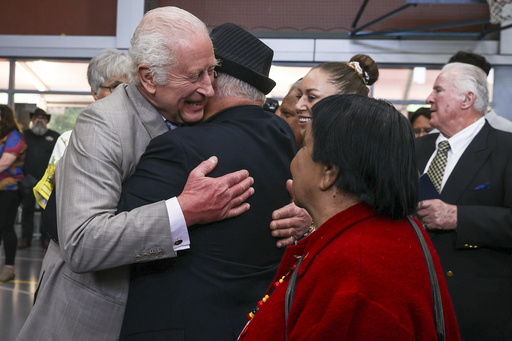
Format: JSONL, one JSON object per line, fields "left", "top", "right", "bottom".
{"left": 296, "top": 54, "right": 379, "bottom": 133}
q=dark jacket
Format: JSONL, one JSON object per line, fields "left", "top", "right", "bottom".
{"left": 23, "top": 128, "right": 59, "bottom": 179}
{"left": 416, "top": 122, "right": 512, "bottom": 340}
{"left": 118, "top": 105, "right": 296, "bottom": 340}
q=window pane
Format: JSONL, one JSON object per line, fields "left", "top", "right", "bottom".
{"left": 372, "top": 68, "right": 442, "bottom": 103}
{"left": 0, "top": 59, "right": 9, "bottom": 89}
{"left": 47, "top": 106, "right": 83, "bottom": 134}
{"left": 15, "top": 60, "right": 90, "bottom": 92}
{"left": 14, "top": 94, "right": 91, "bottom": 133}
{"left": 268, "top": 65, "right": 311, "bottom": 99}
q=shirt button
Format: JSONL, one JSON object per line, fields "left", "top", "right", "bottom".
{"left": 174, "top": 239, "right": 183, "bottom": 246}
{"left": 134, "top": 255, "right": 141, "bottom": 262}
{"left": 446, "top": 271, "right": 454, "bottom": 277}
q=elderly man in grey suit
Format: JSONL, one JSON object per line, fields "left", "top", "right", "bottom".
{"left": 17, "top": 7, "right": 255, "bottom": 341}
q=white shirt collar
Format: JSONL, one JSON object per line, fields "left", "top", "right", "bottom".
{"left": 426, "top": 117, "right": 485, "bottom": 192}
{"left": 435, "top": 117, "right": 485, "bottom": 155}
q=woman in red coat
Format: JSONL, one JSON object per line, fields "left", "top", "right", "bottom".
{"left": 239, "top": 95, "right": 460, "bottom": 340}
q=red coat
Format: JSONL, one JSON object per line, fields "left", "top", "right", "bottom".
{"left": 239, "top": 203, "right": 460, "bottom": 341}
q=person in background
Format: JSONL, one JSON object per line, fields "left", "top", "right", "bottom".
{"left": 238, "top": 94, "right": 460, "bottom": 340}
{"left": 17, "top": 7, "right": 255, "bottom": 341}
{"left": 118, "top": 23, "right": 296, "bottom": 340}
{"left": 416, "top": 62, "right": 512, "bottom": 340}
{"left": 447, "top": 50, "right": 512, "bottom": 133}
{"left": 409, "top": 107, "right": 432, "bottom": 138}
{"left": 18, "top": 108, "right": 59, "bottom": 249}
{"left": 33, "top": 49, "right": 133, "bottom": 242}
{"left": 276, "top": 79, "right": 302, "bottom": 148}
{"left": 0, "top": 105, "right": 26, "bottom": 282}
{"left": 268, "top": 55, "right": 380, "bottom": 247}
{"left": 263, "top": 97, "right": 279, "bottom": 113}
{"left": 88, "top": 48, "right": 132, "bottom": 101}
{"left": 295, "top": 54, "right": 379, "bottom": 135}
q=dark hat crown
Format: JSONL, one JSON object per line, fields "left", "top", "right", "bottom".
{"left": 29, "top": 108, "right": 51, "bottom": 121}
{"left": 210, "top": 23, "right": 276, "bottom": 94}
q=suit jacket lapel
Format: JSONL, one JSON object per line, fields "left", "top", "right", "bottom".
{"left": 441, "top": 123, "right": 492, "bottom": 203}
{"left": 125, "top": 84, "right": 168, "bottom": 139}
{"left": 416, "top": 133, "right": 438, "bottom": 173}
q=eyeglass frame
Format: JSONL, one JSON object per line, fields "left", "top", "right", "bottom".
{"left": 98, "top": 81, "right": 124, "bottom": 93}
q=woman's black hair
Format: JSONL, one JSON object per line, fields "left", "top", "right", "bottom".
{"left": 409, "top": 107, "right": 431, "bottom": 125}
{"left": 311, "top": 94, "right": 418, "bottom": 219}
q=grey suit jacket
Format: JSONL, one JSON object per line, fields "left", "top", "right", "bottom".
{"left": 17, "top": 85, "right": 175, "bottom": 341}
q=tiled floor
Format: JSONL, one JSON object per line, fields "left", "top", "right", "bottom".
{"left": 0, "top": 222, "right": 45, "bottom": 341}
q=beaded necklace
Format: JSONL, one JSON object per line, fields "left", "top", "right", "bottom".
{"left": 246, "top": 256, "right": 303, "bottom": 320}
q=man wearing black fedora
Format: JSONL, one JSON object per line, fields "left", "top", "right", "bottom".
{"left": 117, "top": 23, "right": 296, "bottom": 340}
{"left": 19, "top": 108, "right": 59, "bottom": 249}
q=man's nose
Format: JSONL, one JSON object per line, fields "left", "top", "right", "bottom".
{"left": 198, "top": 73, "right": 214, "bottom": 98}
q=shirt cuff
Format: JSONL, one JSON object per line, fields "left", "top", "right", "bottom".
{"left": 165, "top": 197, "right": 190, "bottom": 252}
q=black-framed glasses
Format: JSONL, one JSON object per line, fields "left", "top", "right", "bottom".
{"left": 99, "top": 81, "right": 123, "bottom": 93}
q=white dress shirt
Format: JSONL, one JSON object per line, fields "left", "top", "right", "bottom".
{"left": 423, "top": 117, "right": 485, "bottom": 192}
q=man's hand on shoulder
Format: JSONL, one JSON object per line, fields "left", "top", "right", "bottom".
{"left": 270, "top": 179, "right": 313, "bottom": 248}
{"left": 178, "top": 156, "right": 254, "bottom": 226}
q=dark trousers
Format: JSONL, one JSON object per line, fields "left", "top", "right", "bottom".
{"left": 21, "top": 192, "right": 38, "bottom": 241}
{"left": 0, "top": 190, "right": 20, "bottom": 265}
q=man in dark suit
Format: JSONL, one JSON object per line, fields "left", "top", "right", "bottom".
{"left": 416, "top": 62, "right": 512, "bottom": 340}
{"left": 117, "top": 23, "right": 296, "bottom": 340}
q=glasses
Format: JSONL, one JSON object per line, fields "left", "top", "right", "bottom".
{"left": 414, "top": 128, "right": 433, "bottom": 134}
{"left": 32, "top": 114, "right": 48, "bottom": 121}
{"left": 187, "top": 68, "right": 217, "bottom": 83}
{"left": 99, "top": 81, "right": 123, "bottom": 93}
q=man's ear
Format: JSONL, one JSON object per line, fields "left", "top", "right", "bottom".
{"left": 137, "top": 64, "right": 157, "bottom": 95}
{"left": 461, "top": 91, "right": 476, "bottom": 110}
{"left": 320, "top": 164, "right": 339, "bottom": 191}
{"left": 91, "top": 88, "right": 99, "bottom": 101}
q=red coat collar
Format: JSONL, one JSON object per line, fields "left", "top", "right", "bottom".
{"left": 295, "top": 203, "right": 378, "bottom": 276}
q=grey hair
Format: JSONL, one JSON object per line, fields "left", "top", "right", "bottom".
{"left": 87, "top": 49, "right": 132, "bottom": 93}
{"left": 129, "top": 6, "right": 209, "bottom": 85}
{"left": 215, "top": 72, "right": 266, "bottom": 103}
{"left": 288, "top": 78, "right": 302, "bottom": 93}
{"left": 442, "top": 62, "right": 489, "bottom": 115}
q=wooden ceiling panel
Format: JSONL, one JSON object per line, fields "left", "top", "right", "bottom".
{"left": 157, "top": 0, "right": 492, "bottom": 35}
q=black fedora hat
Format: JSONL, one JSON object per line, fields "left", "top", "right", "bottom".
{"left": 29, "top": 108, "right": 51, "bottom": 122}
{"left": 210, "top": 23, "right": 276, "bottom": 95}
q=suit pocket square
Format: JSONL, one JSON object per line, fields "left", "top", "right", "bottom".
{"left": 473, "top": 183, "right": 490, "bottom": 190}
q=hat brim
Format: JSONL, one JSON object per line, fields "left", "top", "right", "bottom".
{"left": 29, "top": 113, "right": 51, "bottom": 122}
{"left": 216, "top": 57, "right": 276, "bottom": 95}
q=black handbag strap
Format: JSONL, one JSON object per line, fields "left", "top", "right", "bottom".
{"left": 284, "top": 217, "right": 446, "bottom": 341}
{"left": 408, "top": 216, "right": 446, "bottom": 341}
{"left": 284, "top": 256, "right": 303, "bottom": 341}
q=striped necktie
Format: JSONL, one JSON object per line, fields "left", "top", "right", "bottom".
{"left": 427, "top": 140, "right": 451, "bottom": 193}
